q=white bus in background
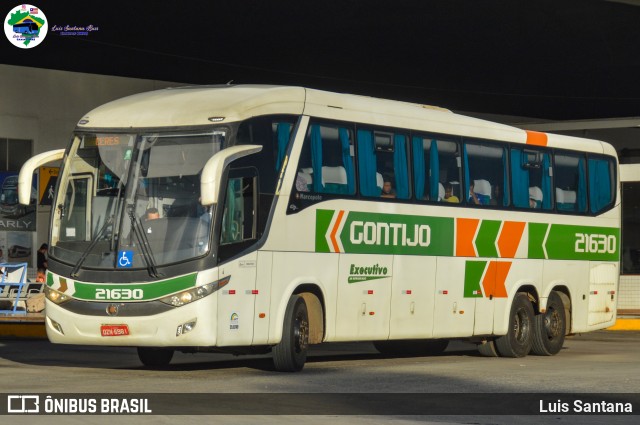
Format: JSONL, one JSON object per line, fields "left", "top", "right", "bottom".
{"left": 0, "top": 174, "right": 36, "bottom": 218}
{"left": 19, "top": 85, "right": 620, "bottom": 371}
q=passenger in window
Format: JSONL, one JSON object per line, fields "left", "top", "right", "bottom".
{"left": 529, "top": 196, "right": 538, "bottom": 208}
{"left": 36, "top": 268, "right": 46, "bottom": 283}
{"left": 468, "top": 182, "right": 480, "bottom": 205}
{"left": 37, "top": 244, "right": 48, "bottom": 271}
{"left": 444, "top": 183, "right": 459, "bottom": 203}
{"left": 381, "top": 176, "right": 396, "bottom": 198}
{"left": 145, "top": 207, "right": 160, "bottom": 221}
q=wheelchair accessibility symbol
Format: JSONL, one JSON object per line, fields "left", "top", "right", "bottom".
{"left": 117, "top": 251, "right": 134, "bottom": 268}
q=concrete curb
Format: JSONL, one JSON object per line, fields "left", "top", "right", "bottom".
{"left": 0, "top": 313, "right": 47, "bottom": 339}
{"left": 607, "top": 318, "right": 640, "bottom": 331}
{"left": 0, "top": 322, "right": 47, "bottom": 339}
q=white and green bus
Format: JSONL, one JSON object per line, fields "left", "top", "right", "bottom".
{"left": 19, "top": 85, "right": 620, "bottom": 371}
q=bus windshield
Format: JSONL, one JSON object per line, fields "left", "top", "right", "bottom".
{"left": 51, "top": 130, "right": 225, "bottom": 271}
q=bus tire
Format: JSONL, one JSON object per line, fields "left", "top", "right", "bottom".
{"left": 137, "top": 347, "right": 174, "bottom": 368}
{"left": 273, "top": 295, "right": 309, "bottom": 372}
{"left": 477, "top": 339, "right": 499, "bottom": 357}
{"left": 495, "top": 292, "right": 534, "bottom": 358}
{"left": 531, "top": 291, "right": 566, "bottom": 356}
{"left": 373, "top": 339, "right": 449, "bottom": 356}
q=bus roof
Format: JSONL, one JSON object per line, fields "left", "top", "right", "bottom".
{"left": 77, "top": 85, "right": 615, "bottom": 156}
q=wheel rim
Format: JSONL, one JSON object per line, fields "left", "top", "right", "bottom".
{"left": 514, "top": 307, "right": 530, "bottom": 344}
{"left": 294, "top": 311, "right": 309, "bottom": 354}
{"left": 544, "top": 308, "right": 562, "bottom": 340}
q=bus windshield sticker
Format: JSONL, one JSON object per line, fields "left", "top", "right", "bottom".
{"left": 117, "top": 250, "right": 134, "bottom": 268}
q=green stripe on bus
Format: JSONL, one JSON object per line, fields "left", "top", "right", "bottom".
{"left": 528, "top": 223, "right": 620, "bottom": 261}
{"left": 315, "top": 209, "right": 455, "bottom": 256}
{"left": 545, "top": 224, "right": 620, "bottom": 261}
{"left": 315, "top": 209, "right": 620, "bottom": 261}
{"left": 71, "top": 273, "right": 198, "bottom": 301}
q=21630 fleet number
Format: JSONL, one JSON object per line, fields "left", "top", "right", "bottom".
{"left": 95, "top": 288, "right": 144, "bottom": 300}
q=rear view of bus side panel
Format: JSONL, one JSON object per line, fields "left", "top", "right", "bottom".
{"left": 586, "top": 261, "right": 618, "bottom": 329}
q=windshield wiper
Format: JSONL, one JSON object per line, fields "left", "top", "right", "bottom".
{"left": 70, "top": 215, "right": 114, "bottom": 278}
{"left": 127, "top": 206, "right": 162, "bottom": 278}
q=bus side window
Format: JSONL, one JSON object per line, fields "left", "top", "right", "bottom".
{"left": 555, "top": 153, "right": 587, "bottom": 213}
{"left": 388, "top": 133, "right": 410, "bottom": 200}
{"left": 588, "top": 157, "right": 614, "bottom": 214}
{"left": 60, "top": 175, "right": 91, "bottom": 242}
{"left": 511, "top": 148, "right": 552, "bottom": 210}
{"left": 299, "top": 123, "right": 355, "bottom": 195}
{"left": 218, "top": 172, "right": 258, "bottom": 262}
{"left": 358, "top": 129, "right": 410, "bottom": 200}
{"left": 463, "top": 141, "right": 508, "bottom": 207}
{"left": 412, "top": 136, "right": 435, "bottom": 201}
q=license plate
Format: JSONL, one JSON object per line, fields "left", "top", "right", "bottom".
{"left": 100, "top": 324, "right": 130, "bottom": 337}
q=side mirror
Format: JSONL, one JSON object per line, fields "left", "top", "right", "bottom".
{"left": 200, "top": 145, "right": 262, "bottom": 206}
{"left": 18, "top": 149, "right": 65, "bottom": 205}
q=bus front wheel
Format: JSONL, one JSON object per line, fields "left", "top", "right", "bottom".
{"left": 273, "top": 295, "right": 309, "bottom": 372}
{"left": 531, "top": 291, "right": 566, "bottom": 356}
{"left": 495, "top": 292, "right": 534, "bottom": 358}
{"left": 137, "top": 347, "right": 174, "bottom": 368}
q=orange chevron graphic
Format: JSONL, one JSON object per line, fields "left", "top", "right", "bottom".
{"left": 481, "top": 261, "right": 496, "bottom": 297}
{"left": 456, "top": 218, "right": 479, "bottom": 257}
{"left": 497, "top": 221, "right": 526, "bottom": 258}
{"left": 330, "top": 210, "right": 346, "bottom": 253}
{"left": 482, "top": 261, "right": 510, "bottom": 298}
{"left": 59, "top": 277, "right": 68, "bottom": 293}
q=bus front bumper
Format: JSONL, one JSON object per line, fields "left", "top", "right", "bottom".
{"left": 44, "top": 295, "right": 218, "bottom": 347}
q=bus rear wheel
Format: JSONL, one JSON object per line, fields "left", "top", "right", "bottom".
{"left": 373, "top": 339, "right": 449, "bottom": 356}
{"left": 137, "top": 347, "right": 174, "bottom": 368}
{"left": 531, "top": 291, "right": 566, "bottom": 356}
{"left": 495, "top": 292, "right": 534, "bottom": 358}
{"left": 273, "top": 295, "right": 309, "bottom": 372}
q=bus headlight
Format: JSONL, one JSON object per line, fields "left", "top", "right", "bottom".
{"left": 44, "top": 286, "right": 72, "bottom": 305}
{"left": 159, "top": 277, "right": 230, "bottom": 307}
